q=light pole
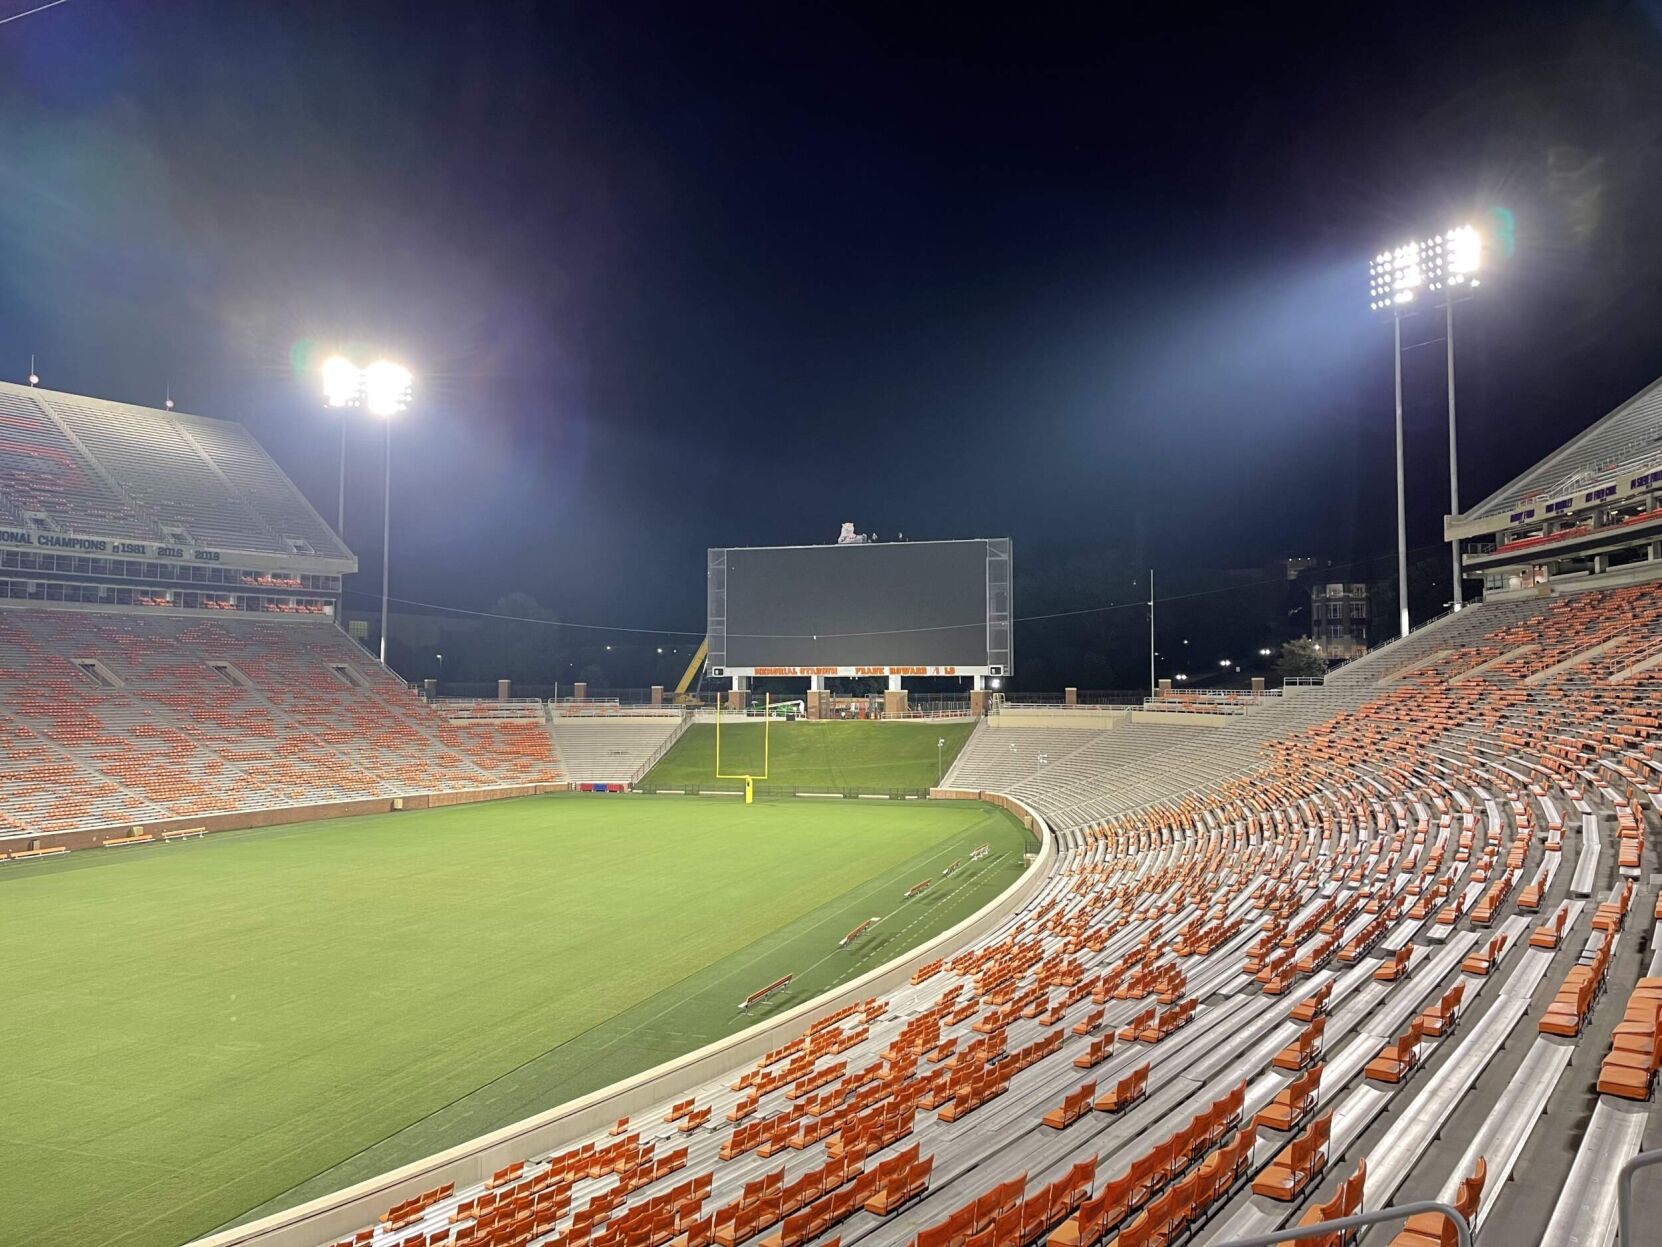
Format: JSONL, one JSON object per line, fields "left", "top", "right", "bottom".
{"left": 1147, "top": 568, "right": 1155, "bottom": 698}
{"left": 937, "top": 736, "right": 945, "bottom": 783}
{"left": 1369, "top": 225, "right": 1484, "bottom": 635}
{"left": 1393, "top": 309, "right": 1409, "bottom": 638}
{"left": 321, "top": 357, "right": 412, "bottom": 666}
{"left": 1442, "top": 225, "right": 1482, "bottom": 610}
{"left": 339, "top": 417, "right": 347, "bottom": 535}
{"left": 1446, "top": 297, "right": 1460, "bottom": 609}
{"left": 378, "top": 405, "right": 392, "bottom": 664}
{"left": 322, "top": 356, "right": 358, "bottom": 537}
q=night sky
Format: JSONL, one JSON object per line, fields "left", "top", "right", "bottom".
{"left": 4, "top": 1, "right": 1662, "bottom": 665}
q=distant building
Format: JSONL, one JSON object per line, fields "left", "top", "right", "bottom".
{"left": 1284, "top": 557, "right": 1321, "bottom": 580}
{"left": 1309, "top": 582, "right": 1369, "bottom": 661}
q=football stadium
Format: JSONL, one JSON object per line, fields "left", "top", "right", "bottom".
{"left": 7, "top": 5, "right": 1662, "bottom": 1247}
{"left": 9, "top": 365, "right": 1662, "bottom": 1247}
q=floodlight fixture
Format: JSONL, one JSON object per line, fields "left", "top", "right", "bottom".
{"left": 1367, "top": 223, "right": 1485, "bottom": 311}
{"left": 363, "top": 360, "right": 413, "bottom": 418}
{"left": 322, "top": 355, "right": 360, "bottom": 409}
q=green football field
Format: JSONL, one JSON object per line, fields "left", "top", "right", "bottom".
{"left": 0, "top": 792, "right": 1030, "bottom": 1247}
{"left": 643, "top": 719, "right": 976, "bottom": 792}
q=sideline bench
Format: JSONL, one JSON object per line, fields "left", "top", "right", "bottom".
{"left": 5, "top": 845, "right": 68, "bottom": 861}
{"left": 104, "top": 832, "right": 155, "bottom": 848}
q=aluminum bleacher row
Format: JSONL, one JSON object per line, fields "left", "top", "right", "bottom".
{"left": 962, "top": 598, "right": 1551, "bottom": 830}
{"left": 285, "top": 583, "right": 1659, "bottom": 1247}
{"left": 549, "top": 712, "right": 690, "bottom": 787}
{"left": 0, "top": 609, "right": 562, "bottom": 839}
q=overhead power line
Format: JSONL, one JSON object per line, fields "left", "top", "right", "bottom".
{"left": 0, "top": 0, "right": 75, "bottom": 27}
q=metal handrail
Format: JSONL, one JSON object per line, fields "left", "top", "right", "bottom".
{"left": 1147, "top": 688, "right": 1268, "bottom": 700}
{"left": 1216, "top": 1201, "right": 1471, "bottom": 1247}
{"left": 1278, "top": 604, "right": 1467, "bottom": 691}
{"left": 1325, "top": 605, "right": 1459, "bottom": 678}
{"left": 627, "top": 709, "right": 695, "bottom": 785}
{"left": 433, "top": 696, "right": 545, "bottom": 706}
{"left": 1619, "top": 1147, "right": 1662, "bottom": 1246}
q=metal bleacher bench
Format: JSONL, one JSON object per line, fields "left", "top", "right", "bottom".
{"left": 160, "top": 826, "right": 209, "bottom": 841}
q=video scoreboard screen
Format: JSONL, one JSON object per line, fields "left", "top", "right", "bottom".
{"left": 707, "top": 538, "right": 1011, "bottom": 677}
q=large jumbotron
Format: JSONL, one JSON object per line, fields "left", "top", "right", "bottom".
{"left": 5, "top": 366, "right": 1662, "bottom": 1247}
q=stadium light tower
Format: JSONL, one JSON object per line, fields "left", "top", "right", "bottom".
{"left": 1368, "top": 224, "right": 1483, "bottom": 636}
{"left": 322, "top": 355, "right": 359, "bottom": 535}
{"left": 320, "top": 357, "right": 413, "bottom": 665}
{"left": 1441, "top": 225, "right": 1482, "bottom": 611}
{"left": 364, "top": 362, "right": 412, "bottom": 666}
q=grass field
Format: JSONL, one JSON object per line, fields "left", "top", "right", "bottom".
{"left": 0, "top": 792, "right": 1030, "bottom": 1247}
{"left": 643, "top": 719, "right": 976, "bottom": 792}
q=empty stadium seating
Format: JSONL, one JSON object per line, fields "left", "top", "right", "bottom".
{"left": 0, "top": 382, "right": 350, "bottom": 560}
{"left": 549, "top": 710, "right": 690, "bottom": 785}
{"left": 268, "top": 582, "right": 1661, "bottom": 1247}
{"left": 0, "top": 607, "right": 561, "bottom": 838}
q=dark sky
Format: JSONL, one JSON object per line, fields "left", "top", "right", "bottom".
{"left": 4, "top": 0, "right": 1662, "bottom": 641}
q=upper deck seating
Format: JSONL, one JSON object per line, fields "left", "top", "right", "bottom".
{"left": 0, "top": 382, "right": 350, "bottom": 560}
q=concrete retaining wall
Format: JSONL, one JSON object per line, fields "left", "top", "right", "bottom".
{"left": 1, "top": 783, "right": 569, "bottom": 853}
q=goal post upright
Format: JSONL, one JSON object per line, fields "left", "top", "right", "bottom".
{"left": 715, "top": 692, "right": 769, "bottom": 803}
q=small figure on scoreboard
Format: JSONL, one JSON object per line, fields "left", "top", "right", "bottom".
{"left": 836, "top": 522, "right": 868, "bottom": 545}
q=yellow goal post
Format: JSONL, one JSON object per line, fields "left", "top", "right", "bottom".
{"left": 714, "top": 693, "right": 770, "bottom": 804}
